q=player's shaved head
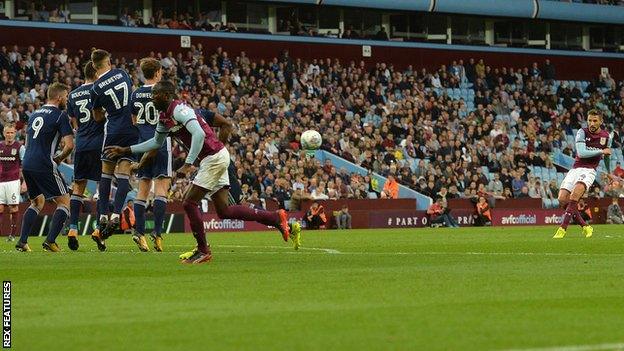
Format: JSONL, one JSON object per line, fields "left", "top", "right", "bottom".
{"left": 140, "top": 58, "right": 162, "bottom": 80}
{"left": 91, "top": 49, "right": 110, "bottom": 69}
{"left": 152, "top": 80, "right": 177, "bottom": 111}
{"left": 83, "top": 61, "right": 97, "bottom": 81}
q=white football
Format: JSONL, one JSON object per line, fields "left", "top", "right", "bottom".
{"left": 301, "top": 130, "right": 322, "bottom": 150}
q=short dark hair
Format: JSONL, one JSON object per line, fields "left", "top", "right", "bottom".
{"left": 587, "top": 109, "right": 603, "bottom": 119}
{"left": 152, "top": 80, "right": 177, "bottom": 97}
{"left": 47, "top": 82, "right": 69, "bottom": 100}
{"left": 83, "top": 61, "right": 97, "bottom": 81}
{"left": 140, "top": 58, "right": 161, "bottom": 80}
{"left": 91, "top": 49, "right": 110, "bottom": 69}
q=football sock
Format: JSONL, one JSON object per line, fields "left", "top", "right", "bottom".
{"left": 218, "top": 205, "right": 280, "bottom": 227}
{"left": 9, "top": 212, "right": 17, "bottom": 237}
{"left": 576, "top": 210, "right": 588, "bottom": 227}
{"left": 0, "top": 211, "right": 3, "bottom": 236}
{"left": 113, "top": 174, "right": 131, "bottom": 214}
{"left": 560, "top": 200, "right": 577, "bottom": 230}
{"left": 47, "top": 206, "right": 69, "bottom": 243}
{"left": 153, "top": 196, "right": 167, "bottom": 236}
{"left": 19, "top": 206, "right": 39, "bottom": 244}
{"left": 182, "top": 199, "right": 208, "bottom": 253}
{"left": 98, "top": 174, "right": 113, "bottom": 221}
{"left": 69, "top": 195, "right": 83, "bottom": 230}
{"left": 134, "top": 200, "right": 146, "bottom": 236}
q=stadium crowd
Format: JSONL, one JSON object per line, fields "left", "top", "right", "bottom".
{"left": 1, "top": 41, "right": 624, "bottom": 211}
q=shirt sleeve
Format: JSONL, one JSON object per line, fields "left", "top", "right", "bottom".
{"left": 91, "top": 85, "right": 103, "bottom": 110}
{"left": 19, "top": 144, "right": 25, "bottom": 160}
{"left": 58, "top": 112, "right": 73, "bottom": 137}
{"left": 575, "top": 129, "right": 603, "bottom": 158}
{"left": 172, "top": 104, "right": 197, "bottom": 126}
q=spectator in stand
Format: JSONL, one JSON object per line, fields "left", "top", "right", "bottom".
{"left": 335, "top": 205, "right": 352, "bottom": 229}
{"left": 475, "top": 196, "right": 492, "bottom": 226}
{"left": 305, "top": 202, "right": 327, "bottom": 229}
{"left": 607, "top": 198, "right": 624, "bottom": 224}
{"left": 427, "top": 198, "right": 459, "bottom": 228}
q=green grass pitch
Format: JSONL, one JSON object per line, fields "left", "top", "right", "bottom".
{"left": 2, "top": 226, "right": 624, "bottom": 351}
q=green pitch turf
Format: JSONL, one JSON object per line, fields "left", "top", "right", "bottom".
{"left": 2, "top": 226, "right": 624, "bottom": 351}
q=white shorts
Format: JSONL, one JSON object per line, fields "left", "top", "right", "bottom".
{"left": 560, "top": 167, "right": 596, "bottom": 192}
{"left": 0, "top": 179, "right": 21, "bottom": 205}
{"left": 192, "top": 148, "right": 230, "bottom": 197}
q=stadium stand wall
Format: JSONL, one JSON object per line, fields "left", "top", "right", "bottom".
{"left": 257, "top": 0, "right": 624, "bottom": 24}
{"left": 1, "top": 20, "right": 623, "bottom": 80}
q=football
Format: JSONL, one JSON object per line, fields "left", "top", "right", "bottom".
{"left": 301, "top": 130, "right": 323, "bottom": 150}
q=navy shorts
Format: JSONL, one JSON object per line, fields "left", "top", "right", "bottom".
{"left": 23, "top": 169, "right": 69, "bottom": 200}
{"left": 74, "top": 149, "right": 103, "bottom": 181}
{"left": 227, "top": 161, "right": 241, "bottom": 205}
{"left": 137, "top": 137, "right": 173, "bottom": 179}
{"left": 102, "top": 133, "right": 138, "bottom": 162}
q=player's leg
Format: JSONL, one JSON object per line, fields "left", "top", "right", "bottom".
{"left": 132, "top": 178, "right": 151, "bottom": 252}
{"left": 102, "top": 159, "right": 133, "bottom": 238}
{"left": 554, "top": 170, "right": 576, "bottom": 238}
{"left": 16, "top": 170, "right": 45, "bottom": 251}
{"left": 180, "top": 184, "right": 212, "bottom": 264}
{"left": 148, "top": 141, "right": 172, "bottom": 252}
{"left": 0, "top": 203, "right": 4, "bottom": 240}
{"left": 150, "top": 177, "right": 171, "bottom": 252}
{"left": 200, "top": 149, "right": 293, "bottom": 241}
{"left": 41, "top": 170, "right": 72, "bottom": 252}
{"left": 17, "top": 195, "right": 44, "bottom": 252}
{"left": 8, "top": 205, "right": 19, "bottom": 241}
{"left": 97, "top": 160, "right": 115, "bottom": 228}
{"left": 68, "top": 179, "right": 87, "bottom": 251}
{"left": 211, "top": 188, "right": 294, "bottom": 242}
{"left": 44, "top": 193, "right": 71, "bottom": 252}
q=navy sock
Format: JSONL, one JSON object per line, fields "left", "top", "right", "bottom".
{"left": 47, "top": 207, "right": 69, "bottom": 243}
{"left": 134, "top": 200, "right": 146, "bottom": 236}
{"left": 153, "top": 196, "right": 167, "bottom": 236}
{"left": 19, "top": 207, "right": 40, "bottom": 244}
{"left": 113, "top": 174, "right": 131, "bottom": 214}
{"left": 69, "top": 195, "right": 83, "bottom": 230}
{"left": 98, "top": 174, "right": 113, "bottom": 221}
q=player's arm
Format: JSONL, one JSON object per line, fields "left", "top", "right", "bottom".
{"left": 212, "top": 113, "right": 233, "bottom": 144}
{"left": 104, "top": 124, "right": 168, "bottom": 159}
{"left": 90, "top": 86, "right": 106, "bottom": 122}
{"left": 575, "top": 129, "right": 604, "bottom": 158}
{"left": 130, "top": 126, "right": 168, "bottom": 154}
{"left": 54, "top": 113, "right": 75, "bottom": 164}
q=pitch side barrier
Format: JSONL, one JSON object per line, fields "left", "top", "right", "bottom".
{"left": 1, "top": 20, "right": 624, "bottom": 80}
{"left": 2, "top": 198, "right": 613, "bottom": 237}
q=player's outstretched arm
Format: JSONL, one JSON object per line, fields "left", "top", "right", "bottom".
{"left": 212, "top": 113, "right": 233, "bottom": 143}
{"left": 104, "top": 130, "right": 167, "bottom": 158}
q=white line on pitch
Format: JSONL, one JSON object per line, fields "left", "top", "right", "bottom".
{"left": 501, "top": 342, "right": 624, "bottom": 351}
